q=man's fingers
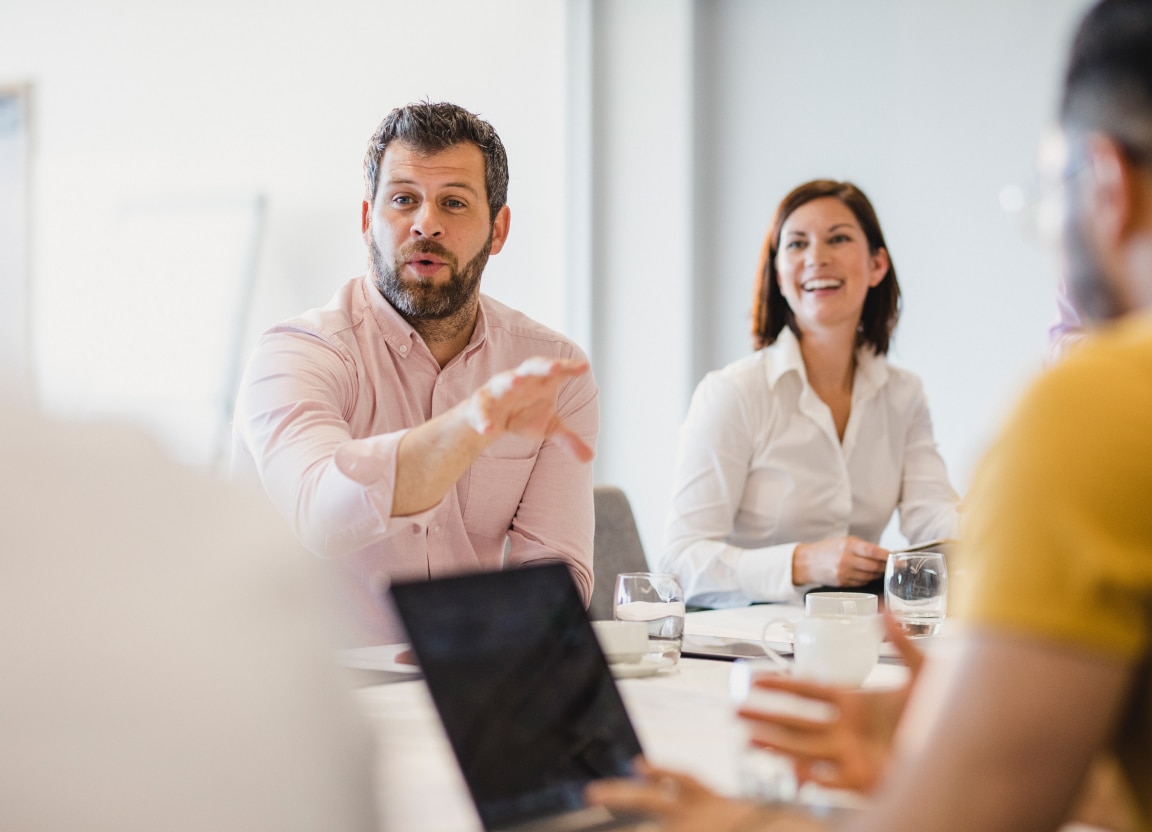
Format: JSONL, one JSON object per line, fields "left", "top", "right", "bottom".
{"left": 585, "top": 763, "right": 709, "bottom": 817}
{"left": 470, "top": 357, "right": 591, "bottom": 445}
{"left": 551, "top": 421, "right": 595, "bottom": 462}
{"left": 486, "top": 358, "right": 587, "bottom": 402}
{"left": 584, "top": 779, "right": 679, "bottom": 817}
{"left": 513, "top": 356, "right": 589, "bottom": 380}
{"left": 633, "top": 762, "right": 710, "bottom": 797}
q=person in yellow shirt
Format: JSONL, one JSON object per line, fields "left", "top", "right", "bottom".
{"left": 586, "top": 0, "right": 1152, "bottom": 829}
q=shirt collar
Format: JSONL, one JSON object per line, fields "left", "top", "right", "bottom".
{"left": 764, "top": 325, "right": 890, "bottom": 393}
{"left": 853, "top": 342, "right": 890, "bottom": 399}
{"left": 362, "top": 274, "right": 417, "bottom": 357}
{"left": 764, "top": 326, "right": 807, "bottom": 388}
{"left": 461, "top": 300, "right": 489, "bottom": 359}
{"left": 360, "top": 274, "right": 489, "bottom": 361}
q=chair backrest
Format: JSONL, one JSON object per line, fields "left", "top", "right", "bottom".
{"left": 589, "top": 485, "right": 650, "bottom": 620}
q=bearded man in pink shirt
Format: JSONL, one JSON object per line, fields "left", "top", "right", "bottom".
{"left": 233, "top": 102, "right": 598, "bottom": 645}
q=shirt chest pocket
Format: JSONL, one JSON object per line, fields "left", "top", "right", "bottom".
{"left": 461, "top": 455, "right": 537, "bottom": 541}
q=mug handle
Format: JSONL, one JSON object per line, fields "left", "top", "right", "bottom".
{"left": 758, "top": 618, "right": 795, "bottom": 673}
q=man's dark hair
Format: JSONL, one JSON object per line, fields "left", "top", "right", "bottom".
{"left": 363, "top": 101, "right": 510, "bottom": 221}
{"left": 1061, "top": 0, "right": 1152, "bottom": 164}
{"left": 751, "top": 179, "right": 901, "bottom": 355}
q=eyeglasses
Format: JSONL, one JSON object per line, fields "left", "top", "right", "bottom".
{"left": 1000, "top": 166, "right": 1089, "bottom": 246}
{"left": 1003, "top": 129, "right": 1152, "bottom": 242}
{"left": 1000, "top": 129, "right": 1092, "bottom": 247}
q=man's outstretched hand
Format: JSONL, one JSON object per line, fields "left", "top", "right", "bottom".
{"left": 464, "top": 357, "right": 593, "bottom": 461}
{"left": 392, "top": 357, "right": 592, "bottom": 517}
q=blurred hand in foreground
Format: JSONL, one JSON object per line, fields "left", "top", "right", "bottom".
{"left": 739, "top": 613, "right": 925, "bottom": 792}
{"left": 585, "top": 760, "right": 824, "bottom": 832}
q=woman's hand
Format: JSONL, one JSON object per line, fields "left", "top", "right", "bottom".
{"left": 738, "top": 614, "right": 925, "bottom": 792}
{"left": 791, "top": 536, "right": 887, "bottom": 586}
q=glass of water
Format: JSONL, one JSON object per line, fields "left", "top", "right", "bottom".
{"left": 613, "top": 572, "right": 685, "bottom": 664}
{"left": 884, "top": 552, "right": 948, "bottom": 637}
{"left": 729, "top": 659, "right": 800, "bottom": 803}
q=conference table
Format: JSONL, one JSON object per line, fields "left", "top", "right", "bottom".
{"left": 344, "top": 603, "right": 1110, "bottom": 832}
{"left": 346, "top": 603, "right": 900, "bottom": 831}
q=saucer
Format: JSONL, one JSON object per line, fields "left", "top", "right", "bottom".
{"left": 610, "top": 655, "right": 676, "bottom": 679}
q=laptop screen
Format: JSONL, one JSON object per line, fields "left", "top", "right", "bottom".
{"left": 390, "top": 564, "right": 643, "bottom": 830}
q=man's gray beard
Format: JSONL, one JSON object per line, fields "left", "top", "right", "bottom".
{"left": 1063, "top": 193, "right": 1124, "bottom": 323}
{"left": 371, "top": 235, "right": 492, "bottom": 321}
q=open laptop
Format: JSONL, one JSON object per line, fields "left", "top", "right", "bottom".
{"left": 389, "top": 564, "right": 648, "bottom": 832}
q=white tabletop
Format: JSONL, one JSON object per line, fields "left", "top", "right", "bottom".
{"left": 349, "top": 604, "right": 908, "bottom": 831}
{"left": 348, "top": 604, "right": 1110, "bottom": 831}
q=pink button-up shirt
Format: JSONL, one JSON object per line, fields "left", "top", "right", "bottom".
{"left": 233, "top": 275, "right": 598, "bottom": 644}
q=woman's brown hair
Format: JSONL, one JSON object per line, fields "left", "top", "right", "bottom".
{"left": 751, "top": 180, "right": 901, "bottom": 354}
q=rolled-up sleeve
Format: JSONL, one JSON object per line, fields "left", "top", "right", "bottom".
{"left": 233, "top": 329, "right": 438, "bottom": 558}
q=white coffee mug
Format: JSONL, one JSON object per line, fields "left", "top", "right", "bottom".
{"left": 761, "top": 614, "right": 882, "bottom": 687}
{"left": 805, "top": 591, "right": 878, "bottom": 617}
{"left": 591, "top": 620, "right": 649, "bottom": 664}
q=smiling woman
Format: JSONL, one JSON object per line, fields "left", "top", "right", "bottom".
{"left": 755, "top": 181, "right": 900, "bottom": 358}
{"left": 658, "top": 180, "right": 960, "bottom": 610}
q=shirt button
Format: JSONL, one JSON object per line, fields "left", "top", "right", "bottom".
{"left": 398, "top": 344, "right": 408, "bottom": 354}
{"left": 433, "top": 524, "right": 441, "bottom": 534}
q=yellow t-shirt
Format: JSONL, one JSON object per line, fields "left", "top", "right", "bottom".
{"left": 955, "top": 312, "right": 1152, "bottom": 827}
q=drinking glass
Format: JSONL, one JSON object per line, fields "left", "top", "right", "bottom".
{"left": 613, "top": 572, "right": 685, "bottom": 664}
{"left": 729, "top": 659, "right": 801, "bottom": 803}
{"left": 884, "top": 552, "right": 948, "bottom": 636}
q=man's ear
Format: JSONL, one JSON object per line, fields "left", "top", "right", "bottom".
{"left": 489, "top": 205, "right": 511, "bottom": 255}
{"left": 1085, "top": 134, "right": 1137, "bottom": 246}
{"left": 361, "top": 200, "right": 371, "bottom": 240}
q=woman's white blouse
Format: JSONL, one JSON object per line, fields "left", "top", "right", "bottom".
{"left": 659, "top": 328, "right": 959, "bottom": 608}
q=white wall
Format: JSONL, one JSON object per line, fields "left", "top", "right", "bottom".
{"left": 587, "top": 0, "right": 697, "bottom": 569}
{"left": 0, "top": 0, "right": 570, "bottom": 461}
{"left": 694, "top": 0, "right": 1094, "bottom": 484}
{"left": 585, "top": 0, "right": 1096, "bottom": 556}
{"left": 3, "top": 0, "right": 1100, "bottom": 560}
{"left": 0, "top": 86, "right": 31, "bottom": 401}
